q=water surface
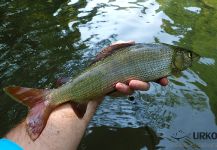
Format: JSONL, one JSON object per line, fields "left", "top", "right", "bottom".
{"left": 0, "top": 0, "right": 217, "bottom": 149}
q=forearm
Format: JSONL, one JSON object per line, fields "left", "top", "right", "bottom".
{"left": 4, "top": 79, "right": 168, "bottom": 150}
{"left": 5, "top": 101, "right": 99, "bottom": 150}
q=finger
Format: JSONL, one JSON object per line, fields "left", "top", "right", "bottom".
{"left": 129, "top": 80, "right": 150, "bottom": 91}
{"left": 156, "top": 77, "right": 169, "bottom": 86}
{"left": 115, "top": 83, "right": 134, "bottom": 95}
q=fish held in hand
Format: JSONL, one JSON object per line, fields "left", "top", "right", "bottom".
{"left": 3, "top": 42, "right": 200, "bottom": 140}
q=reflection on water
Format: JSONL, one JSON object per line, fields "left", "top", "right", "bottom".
{"left": 79, "top": 126, "right": 160, "bottom": 150}
{"left": 1, "top": 0, "right": 217, "bottom": 149}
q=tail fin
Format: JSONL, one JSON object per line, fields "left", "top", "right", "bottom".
{"left": 4, "top": 86, "right": 54, "bottom": 141}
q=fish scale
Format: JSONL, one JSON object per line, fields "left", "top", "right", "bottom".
{"left": 49, "top": 44, "right": 174, "bottom": 104}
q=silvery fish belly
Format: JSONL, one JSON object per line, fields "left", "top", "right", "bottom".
{"left": 3, "top": 42, "right": 199, "bottom": 140}
{"left": 50, "top": 44, "right": 175, "bottom": 104}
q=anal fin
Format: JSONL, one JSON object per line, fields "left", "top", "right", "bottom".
{"left": 70, "top": 102, "right": 87, "bottom": 118}
{"left": 55, "top": 78, "right": 87, "bottom": 118}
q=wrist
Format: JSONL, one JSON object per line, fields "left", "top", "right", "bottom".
{"left": 5, "top": 101, "right": 100, "bottom": 150}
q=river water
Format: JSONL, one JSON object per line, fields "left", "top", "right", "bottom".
{"left": 0, "top": 0, "right": 217, "bottom": 150}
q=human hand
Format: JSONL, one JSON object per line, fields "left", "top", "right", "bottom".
{"left": 115, "top": 78, "right": 168, "bottom": 95}
{"left": 5, "top": 78, "right": 168, "bottom": 150}
{"left": 5, "top": 39, "right": 168, "bottom": 150}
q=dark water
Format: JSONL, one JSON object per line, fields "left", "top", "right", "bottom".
{"left": 0, "top": 0, "right": 217, "bottom": 149}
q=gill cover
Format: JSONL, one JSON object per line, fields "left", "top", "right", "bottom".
{"left": 172, "top": 48, "right": 200, "bottom": 72}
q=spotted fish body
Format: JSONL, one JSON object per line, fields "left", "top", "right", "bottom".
{"left": 50, "top": 44, "right": 184, "bottom": 104}
{"left": 4, "top": 43, "right": 199, "bottom": 140}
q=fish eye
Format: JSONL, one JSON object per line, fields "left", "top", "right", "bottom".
{"left": 188, "top": 52, "right": 192, "bottom": 58}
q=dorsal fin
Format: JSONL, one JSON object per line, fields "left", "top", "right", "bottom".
{"left": 90, "top": 41, "right": 135, "bottom": 65}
